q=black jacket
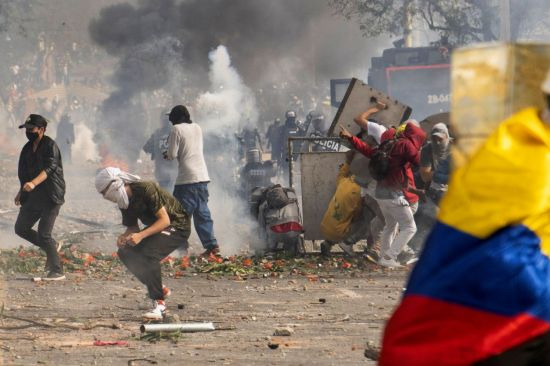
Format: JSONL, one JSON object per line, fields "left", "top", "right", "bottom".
{"left": 18, "top": 135, "right": 65, "bottom": 205}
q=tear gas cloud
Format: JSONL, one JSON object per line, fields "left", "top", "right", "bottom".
{"left": 193, "top": 45, "right": 260, "bottom": 255}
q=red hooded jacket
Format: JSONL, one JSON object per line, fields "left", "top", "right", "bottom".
{"left": 349, "top": 123, "right": 426, "bottom": 204}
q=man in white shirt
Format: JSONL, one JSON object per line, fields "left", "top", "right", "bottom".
{"left": 165, "top": 105, "right": 219, "bottom": 256}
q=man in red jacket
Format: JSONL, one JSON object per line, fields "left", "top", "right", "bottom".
{"left": 341, "top": 121, "right": 426, "bottom": 267}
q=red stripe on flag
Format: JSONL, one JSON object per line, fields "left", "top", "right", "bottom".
{"left": 380, "top": 295, "right": 550, "bottom": 366}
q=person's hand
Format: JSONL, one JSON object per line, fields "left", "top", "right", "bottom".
{"left": 376, "top": 101, "right": 387, "bottom": 110}
{"left": 125, "top": 233, "right": 143, "bottom": 246}
{"left": 116, "top": 234, "right": 127, "bottom": 248}
{"left": 339, "top": 126, "right": 353, "bottom": 139}
{"left": 22, "top": 182, "right": 36, "bottom": 192}
{"left": 14, "top": 191, "right": 21, "bottom": 206}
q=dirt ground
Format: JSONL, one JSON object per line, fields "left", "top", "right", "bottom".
{"left": 0, "top": 265, "right": 408, "bottom": 366}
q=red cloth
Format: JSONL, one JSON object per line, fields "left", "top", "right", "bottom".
{"left": 348, "top": 125, "right": 424, "bottom": 204}
{"left": 380, "top": 295, "right": 550, "bottom": 365}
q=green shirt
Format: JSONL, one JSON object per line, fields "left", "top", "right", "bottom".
{"left": 121, "top": 181, "right": 190, "bottom": 236}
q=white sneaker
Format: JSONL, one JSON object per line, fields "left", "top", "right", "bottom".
{"left": 378, "top": 256, "right": 402, "bottom": 268}
{"left": 138, "top": 286, "right": 170, "bottom": 310}
{"left": 143, "top": 300, "right": 166, "bottom": 320}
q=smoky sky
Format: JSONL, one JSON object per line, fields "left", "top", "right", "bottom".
{"left": 90, "top": 0, "right": 323, "bottom": 82}
{"left": 88, "top": 0, "right": 386, "bottom": 162}
{"left": 88, "top": 0, "right": 377, "bottom": 91}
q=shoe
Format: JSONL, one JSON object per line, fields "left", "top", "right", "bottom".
{"left": 320, "top": 241, "right": 332, "bottom": 257}
{"left": 44, "top": 271, "right": 66, "bottom": 281}
{"left": 200, "top": 245, "right": 220, "bottom": 257}
{"left": 378, "top": 256, "right": 402, "bottom": 268}
{"left": 139, "top": 287, "right": 170, "bottom": 310}
{"left": 339, "top": 242, "right": 355, "bottom": 257}
{"left": 397, "top": 248, "right": 418, "bottom": 265}
{"left": 143, "top": 300, "right": 166, "bottom": 320}
{"left": 364, "top": 249, "right": 380, "bottom": 264}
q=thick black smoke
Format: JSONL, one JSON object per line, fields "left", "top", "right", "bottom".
{"left": 89, "top": 0, "right": 325, "bottom": 85}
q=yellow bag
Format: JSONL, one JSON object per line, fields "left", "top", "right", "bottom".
{"left": 320, "top": 163, "right": 363, "bottom": 242}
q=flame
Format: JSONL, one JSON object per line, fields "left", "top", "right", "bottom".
{"left": 98, "top": 144, "right": 129, "bottom": 171}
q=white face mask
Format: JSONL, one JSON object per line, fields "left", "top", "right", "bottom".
{"left": 103, "top": 180, "right": 129, "bottom": 209}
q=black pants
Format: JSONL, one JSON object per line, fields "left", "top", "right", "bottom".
{"left": 118, "top": 227, "right": 188, "bottom": 300}
{"left": 14, "top": 201, "right": 63, "bottom": 273}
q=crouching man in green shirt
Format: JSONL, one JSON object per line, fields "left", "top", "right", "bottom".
{"left": 95, "top": 167, "right": 190, "bottom": 320}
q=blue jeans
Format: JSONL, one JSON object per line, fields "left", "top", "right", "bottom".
{"left": 173, "top": 182, "right": 217, "bottom": 249}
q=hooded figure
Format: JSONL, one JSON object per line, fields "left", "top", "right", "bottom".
{"left": 379, "top": 121, "right": 426, "bottom": 193}
{"left": 420, "top": 123, "right": 452, "bottom": 205}
{"left": 95, "top": 167, "right": 141, "bottom": 209}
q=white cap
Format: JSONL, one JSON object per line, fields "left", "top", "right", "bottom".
{"left": 542, "top": 68, "right": 550, "bottom": 94}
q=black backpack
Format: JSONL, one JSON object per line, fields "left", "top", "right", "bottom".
{"left": 368, "top": 138, "right": 397, "bottom": 181}
{"left": 265, "top": 184, "right": 295, "bottom": 209}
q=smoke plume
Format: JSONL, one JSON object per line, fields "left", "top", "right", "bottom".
{"left": 193, "top": 45, "right": 259, "bottom": 255}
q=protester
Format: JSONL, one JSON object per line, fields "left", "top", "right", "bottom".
{"left": 341, "top": 120, "right": 426, "bottom": 267}
{"left": 95, "top": 167, "right": 190, "bottom": 320}
{"left": 55, "top": 114, "right": 75, "bottom": 165}
{"left": 14, "top": 114, "right": 66, "bottom": 280}
{"left": 348, "top": 103, "right": 390, "bottom": 261}
{"left": 165, "top": 105, "right": 220, "bottom": 256}
{"left": 143, "top": 112, "right": 178, "bottom": 193}
{"left": 320, "top": 150, "right": 375, "bottom": 256}
{"left": 419, "top": 123, "right": 452, "bottom": 205}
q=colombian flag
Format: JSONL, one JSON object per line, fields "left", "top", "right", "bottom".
{"left": 380, "top": 107, "right": 550, "bottom": 365}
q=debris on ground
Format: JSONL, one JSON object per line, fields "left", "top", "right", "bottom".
{"left": 364, "top": 340, "right": 381, "bottom": 360}
{"left": 0, "top": 246, "right": 389, "bottom": 280}
{"left": 273, "top": 327, "right": 294, "bottom": 336}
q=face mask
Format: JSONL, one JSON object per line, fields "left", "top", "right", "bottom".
{"left": 26, "top": 131, "right": 39, "bottom": 142}
{"left": 103, "top": 181, "right": 130, "bottom": 209}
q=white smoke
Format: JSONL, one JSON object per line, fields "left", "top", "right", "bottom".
{"left": 195, "top": 45, "right": 259, "bottom": 130}
{"left": 72, "top": 123, "right": 100, "bottom": 163}
{"left": 194, "top": 45, "right": 260, "bottom": 256}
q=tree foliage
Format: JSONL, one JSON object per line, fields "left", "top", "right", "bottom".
{"left": 329, "top": 0, "right": 550, "bottom": 46}
{"left": 329, "top": 0, "right": 500, "bottom": 45}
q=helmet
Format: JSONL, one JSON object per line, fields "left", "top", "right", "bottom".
{"left": 285, "top": 110, "right": 296, "bottom": 119}
{"left": 542, "top": 68, "right": 550, "bottom": 94}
